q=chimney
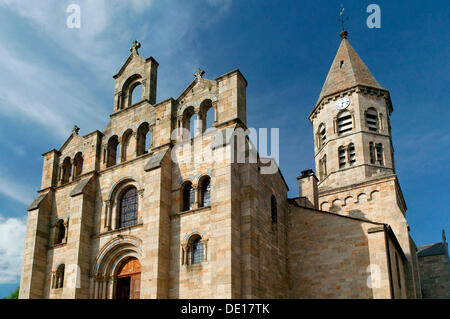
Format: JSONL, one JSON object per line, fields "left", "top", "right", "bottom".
{"left": 297, "top": 169, "right": 319, "bottom": 209}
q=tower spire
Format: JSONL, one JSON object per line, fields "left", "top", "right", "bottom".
{"left": 315, "top": 33, "right": 383, "bottom": 107}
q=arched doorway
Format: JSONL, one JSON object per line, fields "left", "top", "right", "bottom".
{"left": 115, "top": 257, "right": 141, "bottom": 299}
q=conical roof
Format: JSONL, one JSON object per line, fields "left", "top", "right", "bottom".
{"left": 316, "top": 31, "right": 384, "bottom": 106}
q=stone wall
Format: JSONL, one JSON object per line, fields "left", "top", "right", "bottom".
{"left": 287, "top": 204, "right": 408, "bottom": 298}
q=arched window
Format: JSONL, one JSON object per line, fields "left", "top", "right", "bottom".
{"left": 182, "top": 107, "right": 195, "bottom": 140}
{"left": 376, "top": 143, "right": 384, "bottom": 165}
{"left": 205, "top": 107, "right": 215, "bottom": 131}
{"left": 73, "top": 152, "right": 83, "bottom": 178}
{"left": 121, "top": 129, "right": 133, "bottom": 162}
{"left": 136, "top": 122, "right": 151, "bottom": 156}
{"left": 119, "top": 187, "right": 138, "bottom": 228}
{"left": 366, "top": 108, "right": 378, "bottom": 132}
{"left": 107, "top": 136, "right": 119, "bottom": 167}
{"left": 200, "top": 100, "right": 215, "bottom": 133}
{"left": 61, "top": 157, "right": 72, "bottom": 184}
{"left": 182, "top": 182, "right": 195, "bottom": 211}
{"left": 348, "top": 143, "right": 356, "bottom": 165}
{"left": 338, "top": 146, "right": 346, "bottom": 168}
{"left": 55, "top": 220, "right": 66, "bottom": 245}
{"left": 199, "top": 177, "right": 211, "bottom": 207}
{"left": 337, "top": 110, "right": 353, "bottom": 135}
{"left": 271, "top": 195, "right": 278, "bottom": 224}
{"left": 318, "top": 123, "right": 326, "bottom": 147}
{"left": 319, "top": 155, "right": 327, "bottom": 180}
{"left": 121, "top": 74, "right": 143, "bottom": 109}
{"left": 190, "top": 236, "right": 204, "bottom": 265}
{"left": 369, "top": 142, "right": 375, "bottom": 164}
{"left": 130, "top": 83, "right": 142, "bottom": 106}
{"left": 189, "top": 114, "right": 198, "bottom": 138}
{"left": 53, "top": 264, "right": 65, "bottom": 289}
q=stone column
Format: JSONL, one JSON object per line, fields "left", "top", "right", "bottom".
{"left": 102, "top": 278, "right": 108, "bottom": 299}
{"left": 138, "top": 189, "right": 144, "bottom": 223}
{"left": 88, "top": 277, "right": 94, "bottom": 299}
{"left": 104, "top": 200, "right": 112, "bottom": 231}
{"left": 94, "top": 278, "right": 99, "bottom": 299}
{"left": 107, "top": 277, "right": 115, "bottom": 299}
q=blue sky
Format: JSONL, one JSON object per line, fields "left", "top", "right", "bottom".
{"left": 0, "top": 0, "right": 448, "bottom": 297}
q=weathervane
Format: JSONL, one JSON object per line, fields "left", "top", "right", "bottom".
{"left": 339, "top": 5, "right": 349, "bottom": 38}
{"left": 340, "top": 5, "right": 350, "bottom": 29}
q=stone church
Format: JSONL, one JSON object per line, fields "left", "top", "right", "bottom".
{"left": 18, "top": 30, "right": 447, "bottom": 299}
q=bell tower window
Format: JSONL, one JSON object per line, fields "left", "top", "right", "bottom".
{"left": 348, "top": 143, "right": 356, "bottom": 165}
{"left": 376, "top": 143, "right": 384, "bottom": 165}
{"left": 366, "top": 108, "right": 378, "bottom": 132}
{"left": 337, "top": 110, "right": 352, "bottom": 135}
{"left": 318, "top": 123, "right": 326, "bottom": 147}
{"left": 338, "top": 146, "right": 346, "bottom": 168}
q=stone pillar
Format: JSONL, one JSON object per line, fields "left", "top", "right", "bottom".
{"left": 93, "top": 278, "right": 99, "bottom": 299}
{"left": 88, "top": 277, "right": 94, "bottom": 299}
{"left": 102, "top": 278, "right": 108, "bottom": 299}
{"left": 104, "top": 200, "right": 112, "bottom": 231}
{"left": 107, "top": 277, "right": 115, "bottom": 299}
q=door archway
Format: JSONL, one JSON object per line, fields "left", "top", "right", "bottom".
{"left": 115, "top": 257, "right": 141, "bottom": 299}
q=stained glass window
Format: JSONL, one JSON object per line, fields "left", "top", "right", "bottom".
{"left": 191, "top": 237, "right": 204, "bottom": 264}
{"left": 201, "top": 177, "right": 211, "bottom": 207}
{"left": 120, "top": 187, "right": 138, "bottom": 228}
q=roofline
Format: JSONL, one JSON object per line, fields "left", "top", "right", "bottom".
{"left": 287, "top": 198, "right": 384, "bottom": 226}
{"left": 215, "top": 69, "right": 248, "bottom": 87}
{"left": 113, "top": 55, "right": 159, "bottom": 79}
{"left": 288, "top": 199, "right": 407, "bottom": 262}
{"left": 309, "top": 84, "right": 393, "bottom": 122}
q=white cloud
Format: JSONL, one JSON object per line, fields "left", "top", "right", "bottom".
{"left": 0, "top": 168, "right": 35, "bottom": 206}
{"left": 0, "top": 214, "right": 26, "bottom": 284}
{"left": 0, "top": 0, "right": 233, "bottom": 138}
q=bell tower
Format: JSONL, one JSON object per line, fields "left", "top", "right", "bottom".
{"left": 309, "top": 30, "right": 395, "bottom": 191}
{"left": 309, "top": 30, "right": 422, "bottom": 299}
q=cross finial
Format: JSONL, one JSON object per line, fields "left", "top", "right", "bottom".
{"left": 443, "top": 229, "right": 447, "bottom": 244}
{"left": 72, "top": 125, "right": 80, "bottom": 135}
{"left": 194, "top": 68, "right": 205, "bottom": 79}
{"left": 130, "top": 40, "right": 141, "bottom": 55}
{"left": 339, "top": 5, "right": 349, "bottom": 38}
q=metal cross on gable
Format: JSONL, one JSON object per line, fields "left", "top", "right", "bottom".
{"left": 72, "top": 125, "right": 80, "bottom": 135}
{"left": 194, "top": 68, "right": 205, "bottom": 79}
{"left": 130, "top": 40, "right": 141, "bottom": 54}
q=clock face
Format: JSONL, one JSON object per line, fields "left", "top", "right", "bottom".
{"left": 336, "top": 97, "right": 351, "bottom": 110}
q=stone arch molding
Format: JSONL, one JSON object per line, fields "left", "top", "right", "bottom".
{"left": 91, "top": 235, "right": 143, "bottom": 299}
{"left": 319, "top": 189, "right": 381, "bottom": 213}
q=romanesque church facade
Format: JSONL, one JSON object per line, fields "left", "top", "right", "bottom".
{"left": 19, "top": 31, "right": 437, "bottom": 299}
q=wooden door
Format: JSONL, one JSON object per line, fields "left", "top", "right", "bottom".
{"left": 116, "top": 257, "right": 141, "bottom": 299}
{"left": 130, "top": 274, "right": 141, "bottom": 299}
{"left": 116, "top": 277, "right": 131, "bottom": 299}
